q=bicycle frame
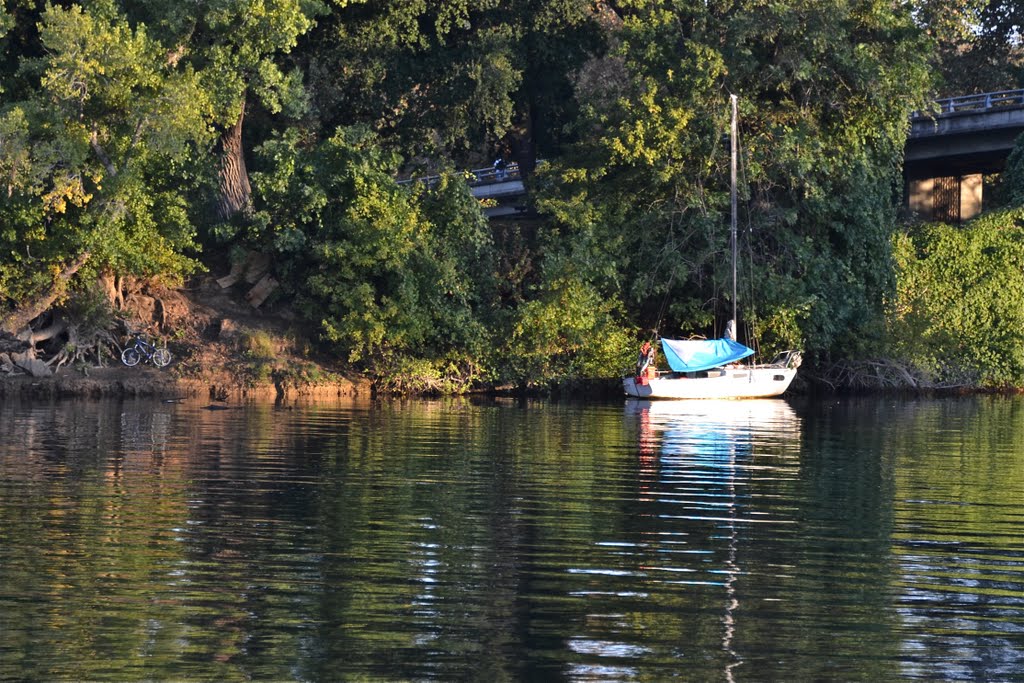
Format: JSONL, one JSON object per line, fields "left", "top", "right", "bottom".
{"left": 129, "top": 334, "right": 152, "bottom": 357}
{"left": 121, "top": 331, "right": 172, "bottom": 368}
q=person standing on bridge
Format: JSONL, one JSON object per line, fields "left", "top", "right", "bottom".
{"left": 493, "top": 156, "right": 507, "bottom": 180}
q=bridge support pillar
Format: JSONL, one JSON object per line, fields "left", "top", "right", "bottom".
{"left": 907, "top": 173, "right": 984, "bottom": 223}
{"left": 960, "top": 174, "right": 983, "bottom": 220}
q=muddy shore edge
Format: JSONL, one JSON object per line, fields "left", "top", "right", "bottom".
{"left": 0, "top": 366, "right": 373, "bottom": 401}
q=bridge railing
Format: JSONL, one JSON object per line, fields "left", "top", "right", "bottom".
{"left": 913, "top": 89, "right": 1024, "bottom": 119}
{"left": 398, "top": 162, "right": 522, "bottom": 189}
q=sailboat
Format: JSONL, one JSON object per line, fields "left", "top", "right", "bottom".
{"left": 623, "top": 95, "right": 801, "bottom": 400}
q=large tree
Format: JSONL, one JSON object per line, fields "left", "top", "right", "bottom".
{"left": 537, "top": 0, "right": 934, "bottom": 358}
{"left": 917, "top": 0, "right": 1024, "bottom": 94}
{"left": 250, "top": 126, "right": 498, "bottom": 389}
{"left": 0, "top": 2, "right": 210, "bottom": 332}
{"left": 125, "top": 0, "right": 318, "bottom": 221}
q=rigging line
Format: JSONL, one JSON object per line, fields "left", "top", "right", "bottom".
{"left": 651, "top": 265, "right": 677, "bottom": 342}
{"left": 647, "top": 189, "right": 683, "bottom": 341}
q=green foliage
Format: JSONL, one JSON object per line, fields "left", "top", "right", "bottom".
{"left": 231, "top": 328, "right": 278, "bottom": 384}
{"left": 0, "top": 106, "right": 32, "bottom": 195}
{"left": 0, "top": 1, "right": 207, "bottom": 308}
{"left": 302, "top": 0, "right": 606, "bottom": 160}
{"left": 273, "top": 359, "right": 329, "bottom": 388}
{"left": 239, "top": 329, "right": 277, "bottom": 361}
{"left": 252, "top": 126, "right": 426, "bottom": 360}
{"left": 539, "top": 0, "right": 933, "bottom": 361}
{"left": 60, "top": 286, "right": 116, "bottom": 337}
{"left": 888, "top": 208, "right": 1024, "bottom": 387}
{"left": 251, "top": 126, "right": 497, "bottom": 387}
{"left": 375, "top": 353, "right": 486, "bottom": 395}
{"left": 0, "top": 0, "right": 11, "bottom": 38}
{"left": 0, "top": 0, "right": 1020, "bottom": 392}
{"left": 500, "top": 258, "right": 636, "bottom": 387}
{"left": 923, "top": 0, "right": 1024, "bottom": 94}
{"left": 199, "top": 0, "right": 318, "bottom": 121}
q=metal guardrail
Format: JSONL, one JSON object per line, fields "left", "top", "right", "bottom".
{"left": 398, "top": 162, "right": 522, "bottom": 188}
{"left": 913, "top": 89, "right": 1024, "bottom": 119}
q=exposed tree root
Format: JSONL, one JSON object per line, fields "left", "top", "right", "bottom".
{"left": 44, "top": 324, "right": 119, "bottom": 373}
{"left": 817, "top": 358, "right": 969, "bottom": 392}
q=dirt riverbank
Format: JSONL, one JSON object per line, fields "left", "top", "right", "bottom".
{"left": 0, "top": 274, "right": 373, "bottom": 401}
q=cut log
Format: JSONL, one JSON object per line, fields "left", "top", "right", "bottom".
{"left": 243, "top": 252, "right": 270, "bottom": 284}
{"left": 217, "top": 259, "right": 246, "bottom": 288}
{"left": 246, "top": 274, "right": 278, "bottom": 308}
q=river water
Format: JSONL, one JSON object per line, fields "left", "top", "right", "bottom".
{"left": 1, "top": 396, "right": 1022, "bottom": 681}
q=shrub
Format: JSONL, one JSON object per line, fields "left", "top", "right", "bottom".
{"left": 239, "top": 329, "right": 277, "bottom": 362}
{"left": 888, "top": 208, "right": 1024, "bottom": 387}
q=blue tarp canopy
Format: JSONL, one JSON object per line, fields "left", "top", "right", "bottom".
{"left": 660, "top": 338, "right": 754, "bottom": 373}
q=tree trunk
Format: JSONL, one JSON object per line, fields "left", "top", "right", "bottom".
{"left": 97, "top": 270, "right": 124, "bottom": 310}
{"left": 216, "top": 99, "right": 253, "bottom": 221}
{"left": 90, "top": 128, "right": 119, "bottom": 178}
{"left": 0, "top": 251, "right": 90, "bottom": 335}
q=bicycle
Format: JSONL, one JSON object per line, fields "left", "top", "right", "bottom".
{"left": 121, "top": 331, "right": 172, "bottom": 368}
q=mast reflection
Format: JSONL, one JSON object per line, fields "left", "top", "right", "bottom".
{"left": 627, "top": 399, "right": 802, "bottom": 682}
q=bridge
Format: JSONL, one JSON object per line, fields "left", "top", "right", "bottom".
{"left": 401, "top": 90, "right": 1024, "bottom": 223}
{"left": 398, "top": 163, "right": 529, "bottom": 218}
{"left": 906, "top": 89, "right": 1024, "bottom": 222}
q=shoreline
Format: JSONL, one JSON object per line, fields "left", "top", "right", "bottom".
{"left": 0, "top": 364, "right": 633, "bottom": 402}
{"left": 0, "top": 365, "right": 373, "bottom": 401}
{"left": 10, "top": 354, "right": 1008, "bottom": 402}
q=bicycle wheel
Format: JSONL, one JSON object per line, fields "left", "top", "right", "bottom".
{"left": 121, "top": 347, "right": 141, "bottom": 367}
{"left": 152, "top": 348, "right": 172, "bottom": 368}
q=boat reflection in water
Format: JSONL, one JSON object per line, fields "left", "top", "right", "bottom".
{"left": 630, "top": 399, "right": 802, "bottom": 493}
{"left": 625, "top": 399, "right": 802, "bottom": 683}
{"left": 630, "top": 398, "right": 801, "bottom": 458}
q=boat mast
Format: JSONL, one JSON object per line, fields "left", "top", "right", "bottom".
{"left": 730, "top": 94, "right": 738, "bottom": 328}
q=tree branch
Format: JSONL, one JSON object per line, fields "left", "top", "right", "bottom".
{"left": 90, "top": 128, "right": 118, "bottom": 177}
{"left": 0, "top": 251, "right": 91, "bottom": 335}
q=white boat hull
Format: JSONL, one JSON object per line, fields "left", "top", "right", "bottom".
{"left": 623, "top": 365, "right": 797, "bottom": 399}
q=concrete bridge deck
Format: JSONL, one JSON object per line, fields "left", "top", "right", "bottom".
{"left": 906, "top": 90, "right": 1024, "bottom": 179}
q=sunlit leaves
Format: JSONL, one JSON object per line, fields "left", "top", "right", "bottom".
{"left": 502, "top": 260, "right": 635, "bottom": 385}
{"left": 252, "top": 127, "right": 495, "bottom": 373}
{"left": 889, "top": 208, "right": 1024, "bottom": 386}
{"left": 0, "top": 106, "right": 33, "bottom": 197}
{"left": 0, "top": 2, "right": 210, "bottom": 310}
{"left": 540, "top": 0, "right": 934, "bottom": 359}
{"left": 33, "top": 4, "right": 214, "bottom": 176}
{"left": 201, "top": 0, "right": 317, "bottom": 119}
